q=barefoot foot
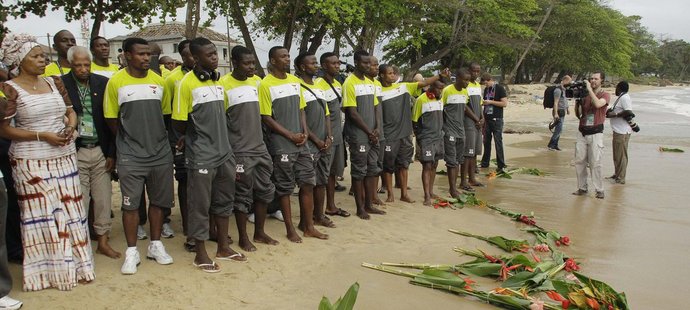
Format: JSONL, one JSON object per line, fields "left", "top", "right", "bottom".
{"left": 254, "top": 233, "right": 279, "bottom": 246}
{"left": 304, "top": 228, "right": 329, "bottom": 240}
{"left": 365, "top": 206, "right": 386, "bottom": 215}
{"left": 400, "top": 195, "right": 415, "bottom": 203}
{"left": 238, "top": 238, "right": 257, "bottom": 252}
{"left": 356, "top": 210, "right": 371, "bottom": 220}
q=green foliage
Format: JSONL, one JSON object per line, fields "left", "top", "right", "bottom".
{"left": 318, "top": 282, "right": 359, "bottom": 310}
{"left": 657, "top": 39, "right": 690, "bottom": 80}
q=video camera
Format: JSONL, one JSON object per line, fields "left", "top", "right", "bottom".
{"left": 565, "top": 81, "right": 588, "bottom": 99}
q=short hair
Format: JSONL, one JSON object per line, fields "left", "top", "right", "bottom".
{"left": 378, "top": 64, "right": 392, "bottom": 76}
{"left": 354, "top": 50, "right": 369, "bottom": 62}
{"left": 122, "top": 37, "right": 148, "bottom": 53}
{"left": 89, "top": 36, "right": 108, "bottom": 50}
{"left": 456, "top": 68, "right": 471, "bottom": 78}
{"left": 268, "top": 46, "right": 286, "bottom": 60}
{"left": 189, "top": 37, "right": 214, "bottom": 56}
{"left": 231, "top": 45, "right": 253, "bottom": 62}
{"left": 469, "top": 62, "right": 481, "bottom": 69}
{"left": 178, "top": 39, "right": 192, "bottom": 54}
{"left": 53, "top": 30, "right": 71, "bottom": 44}
{"left": 320, "top": 52, "right": 338, "bottom": 66}
{"left": 67, "top": 46, "right": 92, "bottom": 63}
{"left": 616, "top": 81, "right": 629, "bottom": 93}
{"left": 480, "top": 73, "right": 493, "bottom": 82}
{"left": 592, "top": 71, "right": 605, "bottom": 81}
{"left": 294, "top": 52, "right": 314, "bottom": 71}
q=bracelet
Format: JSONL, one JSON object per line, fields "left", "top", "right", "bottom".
{"left": 36, "top": 131, "right": 40, "bottom": 141}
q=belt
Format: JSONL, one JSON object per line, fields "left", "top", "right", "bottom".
{"left": 79, "top": 142, "right": 100, "bottom": 149}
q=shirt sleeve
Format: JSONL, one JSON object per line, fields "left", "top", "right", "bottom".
{"left": 553, "top": 88, "right": 562, "bottom": 103}
{"left": 51, "top": 77, "right": 73, "bottom": 107}
{"left": 411, "top": 96, "right": 424, "bottom": 122}
{"left": 172, "top": 78, "right": 190, "bottom": 121}
{"left": 342, "top": 81, "right": 357, "bottom": 108}
{"left": 160, "top": 79, "right": 172, "bottom": 115}
{"left": 496, "top": 84, "right": 507, "bottom": 100}
{"left": 620, "top": 94, "right": 632, "bottom": 110}
{"left": 601, "top": 92, "right": 611, "bottom": 106}
{"left": 405, "top": 82, "right": 419, "bottom": 96}
{"left": 258, "top": 82, "right": 273, "bottom": 116}
{"left": 299, "top": 86, "right": 307, "bottom": 110}
{"left": 441, "top": 87, "right": 449, "bottom": 106}
{"left": 0, "top": 83, "right": 18, "bottom": 120}
{"left": 103, "top": 78, "right": 120, "bottom": 119}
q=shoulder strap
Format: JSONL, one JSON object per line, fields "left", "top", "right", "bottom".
{"left": 610, "top": 92, "right": 625, "bottom": 110}
{"left": 324, "top": 78, "right": 342, "bottom": 103}
{"left": 301, "top": 83, "right": 327, "bottom": 109}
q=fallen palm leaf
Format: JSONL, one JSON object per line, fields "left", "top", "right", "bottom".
{"left": 449, "top": 229, "right": 530, "bottom": 252}
{"left": 659, "top": 146, "right": 684, "bottom": 152}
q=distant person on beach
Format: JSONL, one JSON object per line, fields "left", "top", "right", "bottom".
{"left": 573, "top": 72, "right": 610, "bottom": 199}
{"left": 441, "top": 69, "right": 470, "bottom": 198}
{"left": 548, "top": 75, "right": 572, "bottom": 151}
{"left": 460, "top": 63, "right": 484, "bottom": 191}
{"left": 479, "top": 73, "right": 509, "bottom": 172}
{"left": 606, "top": 81, "right": 633, "bottom": 185}
{"left": 43, "top": 29, "right": 76, "bottom": 77}
{"left": 413, "top": 80, "right": 445, "bottom": 205}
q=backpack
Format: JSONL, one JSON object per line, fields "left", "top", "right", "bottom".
{"left": 543, "top": 85, "right": 557, "bottom": 109}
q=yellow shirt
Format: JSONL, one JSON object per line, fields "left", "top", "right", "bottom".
{"left": 42, "top": 62, "right": 70, "bottom": 77}
{"left": 91, "top": 63, "right": 120, "bottom": 78}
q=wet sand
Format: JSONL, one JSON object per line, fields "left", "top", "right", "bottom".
{"left": 7, "top": 86, "right": 690, "bottom": 309}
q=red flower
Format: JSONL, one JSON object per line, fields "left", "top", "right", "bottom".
{"left": 562, "top": 300, "right": 571, "bottom": 309}
{"left": 545, "top": 291, "right": 566, "bottom": 302}
{"left": 517, "top": 215, "right": 537, "bottom": 226}
{"left": 586, "top": 298, "right": 600, "bottom": 310}
{"left": 564, "top": 258, "right": 580, "bottom": 272}
{"left": 559, "top": 236, "right": 571, "bottom": 246}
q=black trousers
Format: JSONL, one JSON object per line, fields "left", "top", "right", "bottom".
{"left": 481, "top": 118, "right": 506, "bottom": 169}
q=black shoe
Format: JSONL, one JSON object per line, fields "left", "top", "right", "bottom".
{"left": 335, "top": 182, "right": 346, "bottom": 192}
{"left": 480, "top": 164, "right": 489, "bottom": 168}
{"left": 377, "top": 187, "right": 386, "bottom": 194}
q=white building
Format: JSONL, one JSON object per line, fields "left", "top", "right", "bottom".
{"left": 108, "top": 22, "right": 239, "bottom": 74}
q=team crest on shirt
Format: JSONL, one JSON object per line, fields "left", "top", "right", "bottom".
{"left": 149, "top": 85, "right": 159, "bottom": 94}
{"left": 385, "top": 145, "right": 391, "bottom": 152}
{"left": 123, "top": 196, "right": 131, "bottom": 206}
{"left": 199, "top": 169, "right": 209, "bottom": 174}
{"left": 359, "top": 145, "right": 366, "bottom": 153}
{"left": 468, "top": 148, "right": 474, "bottom": 155}
{"left": 449, "top": 136, "right": 455, "bottom": 142}
{"left": 281, "top": 154, "right": 289, "bottom": 162}
{"left": 425, "top": 151, "right": 432, "bottom": 157}
{"left": 236, "top": 164, "right": 244, "bottom": 173}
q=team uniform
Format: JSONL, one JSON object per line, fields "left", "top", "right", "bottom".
{"left": 91, "top": 63, "right": 120, "bottom": 78}
{"left": 258, "top": 74, "right": 315, "bottom": 196}
{"left": 173, "top": 71, "right": 234, "bottom": 241}
{"left": 441, "top": 84, "right": 468, "bottom": 168}
{"left": 342, "top": 75, "right": 381, "bottom": 179}
{"left": 315, "top": 77, "right": 345, "bottom": 178}
{"left": 372, "top": 79, "right": 385, "bottom": 171}
{"left": 412, "top": 93, "right": 444, "bottom": 163}
{"left": 104, "top": 69, "right": 174, "bottom": 211}
{"left": 302, "top": 81, "right": 331, "bottom": 186}
{"left": 380, "top": 82, "right": 418, "bottom": 172}
{"left": 222, "top": 74, "right": 276, "bottom": 213}
{"left": 164, "top": 67, "right": 192, "bottom": 183}
{"left": 42, "top": 62, "right": 70, "bottom": 77}
{"left": 464, "top": 81, "right": 483, "bottom": 157}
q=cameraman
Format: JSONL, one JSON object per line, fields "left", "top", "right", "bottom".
{"left": 547, "top": 75, "right": 572, "bottom": 151}
{"left": 606, "top": 81, "right": 633, "bottom": 185}
{"left": 573, "top": 72, "right": 610, "bottom": 199}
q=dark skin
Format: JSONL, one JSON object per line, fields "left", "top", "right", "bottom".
{"left": 0, "top": 46, "right": 77, "bottom": 146}
{"left": 90, "top": 38, "right": 111, "bottom": 67}
{"left": 297, "top": 55, "right": 334, "bottom": 229}
{"left": 230, "top": 53, "right": 279, "bottom": 251}
{"left": 105, "top": 43, "right": 166, "bottom": 249}
{"left": 171, "top": 44, "right": 242, "bottom": 269}
{"left": 173, "top": 43, "right": 194, "bottom": 249}
{"left": 416, "top": 80, "right": 445, "bottom": 206}
{"left": 365, "top": 57, "right": 385, "bottom": 206}
{"left": 447, "top": 72, "right": 471, "bottom": 199}
{"left": 261, "top": 48, "right": 326, "bottom": 242}
{"left": 345, "top": 55, "right": 385, "bottom": 220}
{"left": 321, "top": 55, "right": 347, "bottom": 216}
{"left": 180, "top": 44, "right": 195, "bottom": 69}
{"left": 461, "top": 65, "right": 484, "bottom": 188}
{"left": 70, "top": 51, "right": 120, "bottom": 258}
{"left": 53, "top": 30, "right": 76, "bottom": 69}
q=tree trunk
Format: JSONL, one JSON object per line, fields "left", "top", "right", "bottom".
{"left": 298, "top": 29, "right": 311, "bottom": 54}
{"left": 228, "top": 0, "right": 265, "bottom": 77}
{"left": 333, "top": 33, "right": 341, "bottom": 55}
{"left": 403, "top": 8, "right": 463, "bottom": 81}
{"left": 89, "top": 0, "right": 104, "bottom": 40}
{"left": 506, "top": 1, "right": 555, "bottom": 84}
{"left": 307, "top": 24, "right": 328, "bottom": 54}
{"left": 283, "top": 0, "right": 303, "bottom": 50}
{"left": 184, "top": 0, "right": 201, "bottom": 39}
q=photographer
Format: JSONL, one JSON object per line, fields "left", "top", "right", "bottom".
{"left": 573, "top": 72, "right": 610, "bottom": 199}
{"left": 606, "top": 81, "right": 635, "bottom": 185}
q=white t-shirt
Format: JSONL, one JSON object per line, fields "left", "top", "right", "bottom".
{"left": 610, "top": 93, "right": 633, "bottom": 134}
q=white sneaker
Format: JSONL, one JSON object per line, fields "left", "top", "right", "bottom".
{"left": 147, "top": 241, "right": 173, "bottom": 265}
{"left": 137, "top": 225, "right": 148, "bottom": 240}
{"left": 162, "top": 223, "right": 174, "bottom": 238}
{"left": 269, "top": 210, "right": 284, "bottom": 222}
{"left": 0, "top": 296, "right": 22, "bottom": 310}
{"left": 121, "top": 247, "right": 141, "bottom": 275}
{"left": 248, "top": 213, "right": 255, "bottom": 223}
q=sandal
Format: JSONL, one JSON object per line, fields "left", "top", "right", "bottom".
{"left": 325, "top": 208, "right": 351, "bottom": 217}
{"left": 184, "top": 241, "right": 196, "bottom": 253}
{"left": 193, "top": 261, "right": 221, "bottom": 273}
{"left": 469, "top": 182, "right": 485, "bottom": 187}
{"left": 216, "top": 252, "right": 247, "bottom": 262}
{"left": 315, "top": 216, "right": 336, "bottom": 228}
{"left": 461, "top": 185, "right": 475, "bottom": 192}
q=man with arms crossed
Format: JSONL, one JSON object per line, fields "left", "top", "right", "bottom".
{"left": 104, "top": 38, "right": 174, "bottom": 274}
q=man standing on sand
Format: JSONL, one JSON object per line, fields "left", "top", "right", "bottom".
{"left": 442, "top": 69, "right": 470, "bottom": 198}
{"left": 259, "top": 46, "right": 327, "bottom": 241}
{"left": 43, "top": 30, "right": 76, "bottom": 77}
{"left": 547, "top": 75, "right": 572, "bottom": 151}
{"left": 573, "top": 72, "right": 610, "bottom": 199}
{"left": 606, "top": 81, "right": 633, "bottom": 185}
{"left": 222, "top": 46, "right": 279, "bottom": 251}
{"left": 343, "top": 50, "right": 385, "bottom": 219}
{"left": 460, "top": 63, "right": 484, "bottom": 191}
{"left": 104, "top": 38, "right": 175, "bottom": 274}
{"left": 89, "top": 36, "right": 120, "bottom": 78}
{"left": 412, "top": 80, "right": 445, "bottom": 206}
{"left": 173, "top": 37, "right": 245, "bottom": 272}
{"left": 365, "top": 56, "right": 385, "bottom": 205}
{"left": 479, "top": 73, "right": 509, "bottom": 172}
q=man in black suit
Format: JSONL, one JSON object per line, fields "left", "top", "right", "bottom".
{"left": 62, "top": 46, "right": 120, "bottom": 258}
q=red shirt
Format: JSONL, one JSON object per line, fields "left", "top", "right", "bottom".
{"left": 578, "top": 91, "right": 610, "bottom": 135}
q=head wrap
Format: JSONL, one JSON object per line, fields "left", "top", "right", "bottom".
{"left": 0, "top": 33, "right": 40, "bottom": 75}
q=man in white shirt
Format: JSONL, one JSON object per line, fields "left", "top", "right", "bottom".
{"left": 606, "top": 81, "right": 634, "bottom": 185}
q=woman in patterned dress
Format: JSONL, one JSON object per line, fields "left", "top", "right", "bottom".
{"left": 0, "top": 34, "right": 95, "bottom": 291}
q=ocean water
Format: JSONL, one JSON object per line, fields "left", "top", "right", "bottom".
{"left": 625, "top": 87, "right": 690, "bottom": 144}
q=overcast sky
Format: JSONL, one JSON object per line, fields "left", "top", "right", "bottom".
{"left": 3, "top": 1, "right": 688, "bottom": 61}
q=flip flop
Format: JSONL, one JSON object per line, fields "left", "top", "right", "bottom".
{"left": 193, "top": 261, "right": 221, "bottom": 273}
{"left": 325, "top": 208, "right": 351, "bottom": 217}
{"left": 315, "top": 216, "right": 336, "bottom": 228}
{"left": 184, "top": 241, "right": 196, "bottom": 253}
{"left": 461, "top": 185, "right": 475, "bottom": 192}
{"left": 470, "top": 182, "right": 485, "bottom": 187}
{"left": 216, "top": 253, "right": 247, "bottom": 263}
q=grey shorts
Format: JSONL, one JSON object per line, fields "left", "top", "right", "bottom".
{"left": 349, "top": 142, "right": 381, "bottom": 180}
{"left": 464, "top": 127, "right": 483, "bottom": 157}
{"left": 443, "top": 134, "right": 465, "bottom": 168}
{"left": 187, "top": 159, "right": 236, "bottom": 241}
{"left": 118, "top": 163, "right": 174, "bottom": 210}
{"left": 329, "top": 143, "right": 345, "bottom": 177}
{"left": 234, "top": 153, "right": 275, "bottom": 213}
{"left": 419, "top": 139, "right": 444, "bottom": 163}
{"left": 313, "top": 151, "right": 332, "bottom": 186}
{"left": 272, "top": 151, "right": 316, "bottom": 196}
{"left": 382, "top": 136, "right": 414, "bottom": 172}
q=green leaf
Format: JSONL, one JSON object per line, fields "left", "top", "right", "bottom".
{"left": 333, "top": 282, "right": 360, "bottom": 310}
{"left": 318, "top": 297, "right": 334, "bottom": 310}
{"left": 458, "top": 262, "right": 502, "bottom": 277}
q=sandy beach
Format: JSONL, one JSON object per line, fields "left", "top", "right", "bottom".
{"left": 7, "top": 83, "right": 690, "bottom": 309}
